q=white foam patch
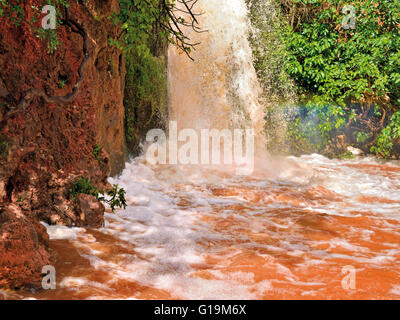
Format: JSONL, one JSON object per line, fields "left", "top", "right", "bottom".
{"left": 390, "top": 285, "right": 400, "bottom": 296}
{"left": 39, "top": 153, "right": 400, "bottom": 299}
{"left": 41, "top": 222, "right": 86, "bottom": 240}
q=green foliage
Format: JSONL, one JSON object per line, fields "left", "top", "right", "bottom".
{"left": 371, "top": 111, "right": 400, "bottom": 158}
{"left": 0, "top": 0, "right": 25, "bottom": 26}
{"left": 284, "top": 0, "right": 400, "bottom": 107}
{"left": 124, "top": 50, "right": 166, "bottom": 147}
{"left": 0, "top": 0, "right": 70, "bottom": 54}
{"left": 282, "top": 0, "right": 400, "bottom": 157}
{"left": 246, "top": 0, "right": 295, "bottom": 102}
{"left": 340, "top": 150, "right": 355, "bottom": 160}
{"left": 107, "top": 57, "right": 115, "bottom": 75}
{"left": 69, "top": 178, "right": 127, "bottom": 213}
{"left": 98, "top": 184, "right": 127, "bottom": 213}
{"left": 35, "top": 28, "right": 60, "bottom": 54}
{"left": 110, "top": 0, "right": 196, "bottom": 57}
{"left": 287, "top": 102, "right": 356, "bottom": 153}
{"left": 110, "top": 0, "right": 168, "bottom": 151}
{"left": 58, "top": 75, "right": 69, "bottom": 88}
{"left": 93, "top": 144, "right": 102, "bottom": 162}
{"left": 69, "top": 177, "right": 100, "bottom": 201}
{"left": 109, "top": 0, "right": 167, "bottom": 52}
{"left": 356, "top": 131, "right": 370, "bottom": 144}
{"left": 0, "top": 0, "right": 4, "bottom": 18}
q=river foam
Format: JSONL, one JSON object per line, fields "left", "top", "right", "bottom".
{"left": 33, "top": 154, "right": 400, "bottom": 300}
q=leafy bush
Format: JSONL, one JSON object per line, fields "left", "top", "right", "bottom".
{"left": 371, "top": 111, "right": 400, "bottom": 158}
{"left": 69, "top": 177, "right": 100, "bottom": 201}
{"left": 69, "top": 178, "right": 127, "bottom": 213}
{"left": 281, "top": 0, "right": 400, "bottom": 156}
{"left": 124, "top": 50, "right": 166, "bottom": 149}
{"left": 110, "top": 0, "right": 168, "bottom": 153}
{"left": 109, "top": 0, "right": 162, "bottom": 52}
{"left": 284, "top": 0, "right": 400, "bottom": 107}
{"left": 286, "top": 102, "right": 357, "bottom": 153}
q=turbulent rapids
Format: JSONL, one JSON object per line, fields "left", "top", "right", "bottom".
{"left": 4, "top": 0, "right": 400, "bottom": 300}
{"left": 9, "top": 155, "right": 400, "bottom": 300}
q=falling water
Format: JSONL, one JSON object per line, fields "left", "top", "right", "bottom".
{"left": 168, "top": 0, "right": 265, "bottom": 139}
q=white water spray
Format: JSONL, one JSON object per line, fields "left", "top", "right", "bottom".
{"left": 168, "top": 0, "right": 265, "bottom": 140}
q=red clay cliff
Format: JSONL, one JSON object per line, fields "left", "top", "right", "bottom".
{"left": 0, "top": 0, "right": 125, "bottom": 289}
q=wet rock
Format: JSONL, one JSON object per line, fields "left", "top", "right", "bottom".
{"left": 76, "top": 194, "right": 105, "bottom": 228}
{"left": 347, "top": 146, "right": 364, "bottom": 156}
{"left": 0, "top": 203, "right": 52, "bottom": 290}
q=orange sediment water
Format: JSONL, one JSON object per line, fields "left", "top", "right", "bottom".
{"left": 5, "top": 155, "right": 400, "bottom": 300}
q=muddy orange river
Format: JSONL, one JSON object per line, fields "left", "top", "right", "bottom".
{"left": 4, "top": 154, "right": 400, "bottom": 300}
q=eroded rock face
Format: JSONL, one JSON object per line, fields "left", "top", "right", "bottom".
{"left": 0, "top": 203, "right": 52, "bottom": 290}
{"left": 0, "top": 0, "right": 125, "bottom": 289}
{"left": 0, "top": 0, "right": 123, "bottom": 223}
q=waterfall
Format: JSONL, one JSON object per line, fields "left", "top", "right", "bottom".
{"left": 168, "top": 0, "right": 265, "bottom": 141}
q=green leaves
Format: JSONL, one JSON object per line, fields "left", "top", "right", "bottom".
{"left": 111, "top": 0, "right": 163, "bottom": 53}
{"left": 93, "top": 144, "right": 102, "bottom": 162}
{"left": 284, "top": 0, "right": 400, "bottom": 107}
{"left": 282, "top": 0, "right": 400, "bottom": 157}
{"left": 371, "top": 111, "right": 400, "bottom": 158}
{"left": 69, "top": 178, "right": 100, "bottom": 201}
{"left": 0, "top": 134, "right": 10, "bottom": 159}
{"left": 69, "top": 178, "right": 127, "bottom": 213}
{"left": 35, "top": 28, "right": 59, "bottom": 54}
{"left": 98, "top": 184, "right": 127, "bottom": 213}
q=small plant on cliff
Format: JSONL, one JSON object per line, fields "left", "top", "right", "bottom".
{"left": 36, "top": 28, "right": 60, "bottom": 54}
{"left": 1, "top": 0, "right": 69, "bottom": 53}
{"left": 69, "top": 178, "right": 127, "bottom": 213}
{"left": 69, "top": 178, "right": 99, "bottom": 201}
{"left": 0, "top": 1, "right": 24, "bottom": 26}
{"left": 93, "top": 144, "right": 102, "bottom": 162}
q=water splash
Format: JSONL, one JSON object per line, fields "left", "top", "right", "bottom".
{"left": 168, "top": 0, "right": 265, "bottom": 141}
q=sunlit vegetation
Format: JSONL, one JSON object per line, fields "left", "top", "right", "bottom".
{"left": 69, "top": 177, "right": 127, "bottom": 213}
{"left": 281, "top": 0, "right": 400, "bottom": 157}
{"left": 250, "top": 0, "right": 400, "bottom": 158}
{"left": 109, "top": 0, "right": 201, "bottom": 155}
